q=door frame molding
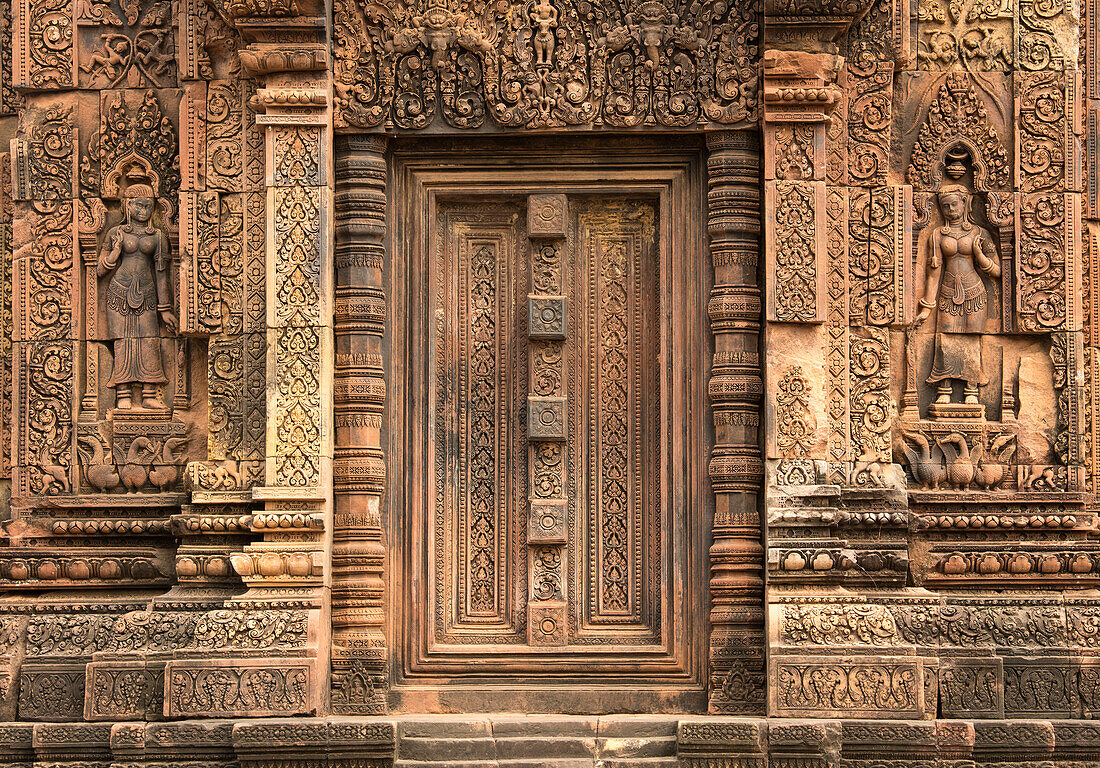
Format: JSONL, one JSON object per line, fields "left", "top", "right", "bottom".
{"left": 384, "top": 136, "right": 710, "bottom": 713}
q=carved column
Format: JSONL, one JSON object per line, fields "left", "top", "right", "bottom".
{"left": 705, "top": 131, "right": 765, "bottom": 713}
{"left": 331, "top": 133, "right": 388, "bottom": 713}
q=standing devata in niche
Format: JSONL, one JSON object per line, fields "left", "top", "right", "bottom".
{"left": 98, "top": 183, "right": 178, "bottom": 410}
{"left": 914, "top": 183, "right": 1000, "bottom": 405}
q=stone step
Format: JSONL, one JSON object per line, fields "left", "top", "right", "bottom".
{"left": 398, "top": 736, "right": 498, "bottom": 762}
{"left": 395, "top": 762, "right": 597, "bottom": 768}
{"left": 392, "top": 715, "right": 682, "bottom": 767}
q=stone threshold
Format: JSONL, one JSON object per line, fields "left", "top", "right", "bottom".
{"left": 0, "top": 716, "right": 1097, "bottom": 766}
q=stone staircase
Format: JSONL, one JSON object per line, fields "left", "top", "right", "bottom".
{"left": 392, "top": 714, "right": 679, "bottom": 768}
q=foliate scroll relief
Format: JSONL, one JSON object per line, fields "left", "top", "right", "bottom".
{"left": 333, "top": 0, "right": 761, "bottom": 130}
{"left": 12, "top": 107, "right": 77, "bottom": 498}
{"left": 1016, "top": 0, "right": 1078, "bottom": 71}
{"left": 846, "top": 61, "right": 892, "bottom": 187}
{"left": 1, "top": 0, "right": 22, "bottom": 114}
{"left": 14, "top": 0, "right": 75, "bottom": 89}
{"left": 776, "top": 366, "right": 816, "bottom": 458}
{"left": 767, "top": 181, "right": 825, "bottom": 323}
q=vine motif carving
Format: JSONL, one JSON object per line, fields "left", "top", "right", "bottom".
{"left": 849, "top": 324, "right": 892, "bottom": 469}
{"left": 776, "top": 366, "right": 815, "bottom": 458}
{"left": 845, "top": 0, "right": 897, "bottom": 69}
{"left": 775, "top": 661, "right": 918, "bottom": 714}
{"left": 532, "top": 546, "right": 563, "bottom": 601}
{"left": 18, "top": 196, "right": 75, "bottom": 495}
{"left": 206, "top": 80, "right": 244, "bottom": 193}
{"left": 846, "top": 61, "right": 892, "bottom": 187}
{"left": 332, "top": 0, "right": 761, "bottom": 130}
{"left": 20, "top": 0, "right": 74, "bottom": 88}
{"left": 1018, "top": 192, "right": 1067, "bottom": 332}
{"left": 533, "top": 342, "right": 562, "bottom": 396}
{"left": 532, "top": 242, "right": 561, "bottom": 294}
{"left": 0, "top": 0, "right": 22, "bottom": 114}
{"left": 14, "top": 105, "right": 74, "bottom": 201}
{"left": 772, "top": 182, "right": 818, "bottom": 322}
{"left": 467, "top": 243, "right": 498, "bottom": 614}
{"left": 1017, "top": 71, "right": 1067, "bottom": 194}
{"left": 533, "top": 443, "right": 563, "bottom": 498}
{"left": 1017, "top": 0, "right": 1071, "bottom": 71}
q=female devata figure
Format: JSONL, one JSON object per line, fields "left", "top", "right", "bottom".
{"left": 97, "top": 183, "right": 178, "bottom": 410}
{"left": 914, "top": 183, "right": 1000, "bottom": 405}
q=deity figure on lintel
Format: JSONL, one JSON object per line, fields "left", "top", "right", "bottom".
{"left": 98, "top": 182, "right": 178, "bottom": 410}
{"left": 913, "top": 179, "right": 1000, "bottom": 405}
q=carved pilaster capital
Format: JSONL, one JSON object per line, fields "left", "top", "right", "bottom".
{"left": 762, "top": 49, "right": 844, "bottom": 123}
{"left": 764, "top": 0, "right": 877, "bottom": 54}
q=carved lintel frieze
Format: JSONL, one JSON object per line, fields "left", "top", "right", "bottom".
{"left": 164, "top": 658, "right": 317, "bottom": 718}
{"left": 208, "top": 0, "right": 302, "bottom": 25}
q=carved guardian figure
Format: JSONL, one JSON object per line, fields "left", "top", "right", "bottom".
{"left": 97, "top": 183, "right": 178, "bottom": 410}
{"left": 915, "top": 183, "right": 1000, "bottom": 405}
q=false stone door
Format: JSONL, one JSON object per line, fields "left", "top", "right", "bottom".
{"left": 391, "top": 146, "right": 708, "bottom": 710}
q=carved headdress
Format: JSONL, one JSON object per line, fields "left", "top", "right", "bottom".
{"left": 124, "top": 182, "right": 155, "bottom": 199}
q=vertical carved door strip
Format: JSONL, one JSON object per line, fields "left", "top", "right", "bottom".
{"left": 386, "top": 144, "right": 712, "bottom": 711}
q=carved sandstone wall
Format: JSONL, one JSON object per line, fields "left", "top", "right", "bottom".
{"left": 0, "top": 0, "right": 1097, "bottom": 765}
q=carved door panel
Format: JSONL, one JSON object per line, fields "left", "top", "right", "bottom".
{"left": 394, "top": 151, "right": 706, "bottom": 708}
{"left": 427, "top": 195, "right": 661, "bottom": 649}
